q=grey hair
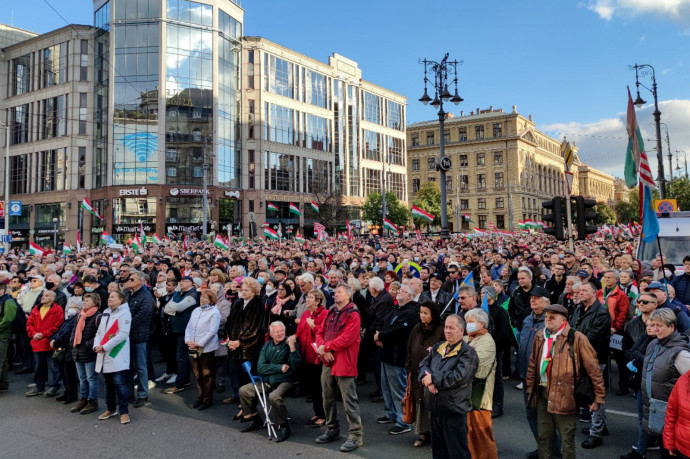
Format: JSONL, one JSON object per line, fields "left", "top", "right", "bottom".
{"left": 336, "top": 282, "right": 353, "bottom": 299}
{"left": 444, "top": 314, "right": 466, "bottom": 330}
{"left": 518, "top": 266, "right": 533, "bottom": 278}
{"left": 43, "top": 290, "right": 57, "bottom": 301}
{"left": 604, "top": 269, "right": 620, "bottom": 279}
{"left": 464, "top": 308, "right": 490, "bottom": 327}
{"left": 298, "top": 273, "right": 315, "bottom": 285}
{"left": 328, "top": 269, "right": 343, "bottom": 279}
{"left": 235, "top": 265, "right": 246, "bottom": 276}
{"left": 347, "top": 277, "right": 362, "bottom": 291}
{"left": 131, "top": 270, "right": 147, "bottom": 282}
{"left": 457, "top": 285, "right": 476, "bottom": 297}
{"left": 368, "top": 276, "right": 385, "bottom": 292}
{"left": 571, "top": 281, "right": 583, "bottom": 290}
{"left": 649, "top": 308, "right": 677, "bottom": 327}
{"left": 268, "top": 321, "right": 286, "bottom": 332}
{"left": 399, "top": 284, "right": 415, "bottom": 297}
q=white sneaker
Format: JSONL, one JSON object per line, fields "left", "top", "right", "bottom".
{"left": 155, "top": 373, "right": 170, "bottom": 383}
{"left": 515, "top": 382, "right": 524, "bottom": 390}
{"left": 148, "top": 380, "right": 156, "bottom": 390}
{"left": 166, "top": 374, "right": 177, "bottom": 385}
{"left": 27, "top": 383, "right": 36, "bottom": 389}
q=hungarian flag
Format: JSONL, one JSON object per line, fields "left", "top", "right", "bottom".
{"left": 264, "top": 227, "right": 279, "bottom": 240}
{"left": 267, "top": 202, "right": 279, "bottom": 212}
{"left": 182, "top": 235, "right": 188, "bottom": 251}
{"left": 101, "top": 231, "right": 115, "bottom": 244}
{"left": 62, "top": 243, "right": 72, "bottom": 254}
{"left": 163, "top": 236, "right": 171, "bottom": 244}
{"left": 346, "top": 220, "right": 352, "bottom": 242}
{"left": 29, "top": 241, "right": 46, "bottom": 257}
{"left": 411, "top": 206, "right": 434, "bottom": 222}
{"left": 76, "top": 230, "right": 82, "bottom": 253}
{"left": 167, "top": 231, "right": 177, "bottom": 240}
{"left": 383, "top": 218, "right": 398, "bottom": 234}
{"left": 100, "top": 319, "right": 126, "bottom": 358}
{"left": 289, "top": 202, "right": 302, "bottom": 217}
{"left": 152, "top": 234, "right": 162, "bottom": 245}
{"left": 517, "top": 221, "right": 526, "bottom": 230}
{"left": 132, "top": 234, "right": 143, "bottom": 254}
{"left": 624, "top": 87, "right": 644, "bottom": 188}
{"left": 295, "top": 229, "right": 305, "bottom": 243}
{"left": 310, "top": 201, "right": 319, "bottom": 213}
{"left": 214, "top": 235, "right": 229, "bottom": 250}
{"left": 139, "top": 223, "right": 147, "bottom": 244}
{"left": 463, "top": 213, "right": 475, "bottom": 223}
{"left": 81, "top": 198, "right": 103, "bottom": 220}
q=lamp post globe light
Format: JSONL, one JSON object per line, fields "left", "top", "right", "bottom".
{"left": 52, "top": 217, "right": 59, "bottom": 248}
{"left": 630, "top": 63, "right": 666, "bottom": 199}
{"left": 420, "top": 53, "right": 463, "bottom": 238}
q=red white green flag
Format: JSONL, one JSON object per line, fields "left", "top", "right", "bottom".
{"left": 411, "top": 206, "right": 434, "bottom": 222}
{"left": 214, "top": 235, "right": 229, "bottom": 249}
{"left": 264, "top": 227, "right": 279, "bottom": 240}
{"left": 289, "top": 202, "right": 302, "bottom": 217}
{"left": 76, "top": 230, "right": 82, "bottom": 253}
{"left": 310, "top": 201, "right": 319, "bottom": 213}
{"left": 267, "top": 202, "right": 279, "bottom": 212}
{"left": 383, "top": 218, "right": 398, "bottom": 234}
{"left": 152, "top": 234, "right": 162, "bottom": 245}
{"left": 81, "top": 198, "right": 103, "bottom": 220}
{"left": 100, "top": 319, "right": 126, "bottom": 358}
{"left": 132, "top": 234, "right": 143, "bottom": 254}
{"left": 29, "top": 241, "right": 46, "bottom": 257}
{"left": 463, "top": 213, "right": 475, "bottom": 223}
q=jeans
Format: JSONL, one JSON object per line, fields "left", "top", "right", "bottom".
{"left": 381, "top": 362, "right": 409, "bottom": 428}
{"left": 174, "top": 334, "right": 189, "bottom": 389}
{"left": 0, "top": 338, "right": 9, "bottom": 390}
{"left": 589, "top": 364, "right": 607, "bottom": 437}
{"left": 33, "top": 351, "right": 58, "bottom": 392}
{"left": 321, "top": 365, "right": 363, "bottom": 441}
{"left": 104, "top": 370, "right": 130, "bottom": 415}
{"left": 635, "top": 389, "right": 649, "bottom": 454}
{"left": 129, "top": 341, "right": 149, "bottom": 399}
{"left": 75, "top": 360, "right": 99, "bottom": 400}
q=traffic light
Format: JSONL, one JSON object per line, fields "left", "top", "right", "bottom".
{"left": 575, "top": 196, "right": 598, "bottom": 240}
{"left": 542, "top": 197, "right": 565, "bottom": 240}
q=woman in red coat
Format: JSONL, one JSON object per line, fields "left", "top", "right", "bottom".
{"left": 664, "top": 371, "right": 690, "bottom": 458}
{"left": 25, "top": 290, "right": 64, "bottom": 396}
{"left": 296, "top": 288, "right": 328, "bottom": 426}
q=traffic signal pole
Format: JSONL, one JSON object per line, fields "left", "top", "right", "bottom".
{"left": 565, "top": 187, "right": 574, "bottom": 252}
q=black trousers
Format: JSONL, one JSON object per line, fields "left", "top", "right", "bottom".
{"left": 58, "top": 360, "right": 78, "bottom": 400}
{"left": 300, "top": 362, "right": 325, "bottom": 418}
{"left": 431, "top": 410, "right": 471, "bottom": 459}
{"left": 612, "top": 349, "right": 629, "bottom": 390}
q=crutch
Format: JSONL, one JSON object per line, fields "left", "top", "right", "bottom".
{"left": 242, "top": 361, "right": 278, "bottom": 440}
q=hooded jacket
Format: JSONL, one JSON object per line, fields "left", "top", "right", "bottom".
{"left": 26, "top": 302, "right": 64, "bottom": 352}
{"left": 315, "top": 302, "right": 360, "bottom": 377}
{"left": 664, "top": 371, "right": 690, "bottom": 456}
{"left": 597, "top": 284, "right": 629, "bottom": 333}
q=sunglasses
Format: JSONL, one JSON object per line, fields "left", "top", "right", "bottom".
{"left": 637, "top": 300, "right": 657, "bottom": 305}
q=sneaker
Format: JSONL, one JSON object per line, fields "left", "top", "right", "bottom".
{"left": 25, "top": 389, "right": 44, "bottom": 397}
{"left": 27, "top": 383, "right": 36, "bottom": 389}
{"left": 414, "top": 434, "right": 429, "bottom": 447}
{"left": 340, "top": 438, "right": 362, "bottom": 453}
{"left": 43, "top": 387, "right": 58, "bottom": 397}
{"left": 148, "top": 380, "right": 156, "bottom": 390}
{"left": 620, "top": 450, "right": 644, "bottom": 459}
{"left": 98, "top": 410, "right": 117, "bottom": 420}
{"left": 315, "top": 429, "right": 340, "bottom": 444}
{"left": 581, "top": 435, "right": 603, "bottom": 449}
{"left": 162, "top": 386, "right": 184, "bottom": 394}
{"left": 515, "top": 382, "right": 523, "bottom": 390}
{"left": 166, "top": 374, "right": 177, "bottom": 385}
{"left": 80, "top": 399, "right": 99, "bottom": 415}
{"left": 389, "top": 425, "right": 411, "bottom": 435}
{"left": 120, "top": 414, "right": 130, "bottom": 425}
{"left": 155, "top": 373, "right": 171, "bottom": 383}
{"left": 70, "top": 398, "right": 88, "bottom": 413}
{"left": 377, "top": 416, "right": 395, "bottom": 424}
{"left": 133, "top": 397, "right": 149, "bottom": 408}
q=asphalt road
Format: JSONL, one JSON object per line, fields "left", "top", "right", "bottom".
{"left": 0, "top": 362, "right": 661, "bottom": 459}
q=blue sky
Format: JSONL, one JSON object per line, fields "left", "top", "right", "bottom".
{"left": 3, "top": 0, "right": 690, "bottom": 179}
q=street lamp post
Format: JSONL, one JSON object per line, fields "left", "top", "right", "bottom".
{"left": 1, "top": 119, "right": 10, "bottom": 253}
{"left": 677, "top": 150, "right": 689, "bottom": 179}
{"left": 630, "top": 63, "right": 666, "bottom": 199}
{"left": 420, "top": 53, "right": 463, "bottom": 239}
{"left": 52, "top": 217, "right": 58, "bottom": 248}
{"left": 659, "top": 122, "right": 672, "bottom": 183}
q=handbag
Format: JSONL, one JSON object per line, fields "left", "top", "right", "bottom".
{"left": 471, "top": 359, "right": 496, "bottom": 410}
{"left": 567, "top": 329, "right": 595, "bottom": 408}
{"left": 52, "top": 347, "right": 68, "bottom": 363}
{"left": 402, "top": 373, "right": 415, "bottom": 424}
{"left": 645, "top": 344, "right": 667, "bottom": 434}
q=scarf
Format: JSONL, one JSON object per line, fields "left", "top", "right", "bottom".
{"left": 73, "top": 307, "right": 98, "bottom": 346}
{"left": 539, "top": 321, "right": 567, "bottom": 384}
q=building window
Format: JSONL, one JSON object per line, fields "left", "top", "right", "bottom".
{"left": 427, "top": 157, "right": 435, "bottom": 170}
{"left": 411, "top": 134, "right": 419, "bottom": 146}
{"left": 477, "top": 152, "right": 485, "bottom": 166}
{"left": 248, "top": 100, "right": 255, "bottom": 139}
{"left": 494, "top": 151, "right": 503, "bottom": 165}
{"left": 495, "top": 172, "right": 504, "bottom": 187}
{"left": 493, "top": 122, "right": 502, "bottom": 138}
{"left": 475, "top": 125, "right": 484, "bottom": 139}
{"left": 478, "top": 198, "right": 486, "bottom": 209}
{"left": 247, "top": 50, "right": 255, "bottom": 89}
{"left": 412, "top": 159, "right": 419, "bottom": 171}
{"left": 477, "top": 173, "right": 486, "bottom": 189}
{"left": 79, "top": 93, "right": 87, "bottom": 135}
{"left": 478, "top": 215, "right": 487, "bottom": 229}
{"left": 412, "top": 178, "right": 420, "bottom": 192}
{"left": 443, "top": 129, "right": 450, "bottom": 143}
{"left": 459, "top": 154, "right": 468, "bottom": 167}
{"left": 446, "top": 178, "right": 452, "bottom": 191}
{"left": 80, "top": 39, "right": 88, "bottom": 81}
{"left": 459, "top": 127, "right": 467, "bottom": 141}
{"left": 496, "top": 214, "right": 505, "bottom": 229}
{"left": 460, "top": 174, "right": 468, "bottom": 189}
{"left": 248, "top": 149, "right": 255, "bottom": 189}
{"left": 428, "top": 177, "right": 435, "bottom": 182}
{"left": 495, "top": 197, "right": 504, "bottom": 208}
{"left": 78, "top": 147, "right": 86, "bottom": 189}
{"left": 426, "top": 131, "right": 435, "bottom": 145}
{"left": 460, "top": 199, "right": 469, "bottom": 210}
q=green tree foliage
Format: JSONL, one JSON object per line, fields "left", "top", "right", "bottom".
{"left": 412, "top": 182, "right": 441, "bottom": 228}
{"left": 614, "top": 186, "right": 664, "bottom": 223}
{"left": 362, "top": 191, "right": 410, "bottom": 228}
{"left": 594, "top": 202, "right": 616, "bottom": 225}
{"left": 668, "top": 177, "right": 690, "bottom": 211}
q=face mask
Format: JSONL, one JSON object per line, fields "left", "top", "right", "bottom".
{"left": 414, "top": 257, "right": 419, "bottom": 262}
{"left": 466, "top": 322, "right": 479, "bottom": 334}
{"left": 361, "top": 262, "right": 367, "bottom": 268}
{"left": 85, "top": 286, "right": 94, "bottom": 293}
{"left": 664, "top": 269, "right": 672, "bottom": 278}
{"left": 265, "top": 285, "right": 275, "bottom": 295}
{"left": 350, "top": 263, "right": 358, "bottom": 270}
{"left": 45, "top": 282, "right": 55, "bottom": 290}
{"left": 257, "top": 277, "right": 265, "bottom": 285}
{"left": 66, "top": 308, "right": 79, "bottom": 319}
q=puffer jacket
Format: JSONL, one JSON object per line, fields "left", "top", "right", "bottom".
{"left": 671, "top": 273, "right": 690, "bottom": 307}
{"left": 517, "top": 312, "right": 545, "bottom": 380}
{"left": 419, "top": 339, "right": 479, "bottom": 415}
{"left": 126, "top": 286, "right": 155, "bottom": 343}
{"left": 526, "top": 324, "right": 606, "bottom": 415}
{"left": 664, "top": 371, "right": 690, "bottom": 456}
{"left": 570, "top": 300, "right": 611, "bottom": 364}
{"left": 70, "top": 311, "right": 101, "bottom": 363}
{"left": 26, "top": 303, "right": 64, "bottom": 352}
{"left": 597, "top": 285, "right": 629, "bottom": 333}
{"left": 378, "top": 301, "right": 420, "bottom": 367}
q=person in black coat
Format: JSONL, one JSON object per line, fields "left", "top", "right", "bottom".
{"left": 126, "top": 271, "right": 155, "bottom": 406}
{"left": 69, "top": 292, "right": 102, "bottom": 414}
{"left": 365, "top": 276, "right": 396, "bottom": 399}
{"left": 50, "top": 310, "right": 79, "bottom": 403}
{"left": 82, "top": 275, "right": 109, "bottom": 312}
{"left": 420, "top": 273, "right": 453, "bottom": 318}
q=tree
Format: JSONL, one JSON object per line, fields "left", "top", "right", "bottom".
{"left": 668, "top": 177, "right": 690, "bottom": 211}
{"left": 412, "top": 182, "right": 441, "bottom": 229}
{"left": 594, "top": 202, "right": 616, "bottom": 225}
{"left": 308, "top": 171, "right": 349, "bottom": 235}
{"left": 614, "top": 187, "right": 640, "bottom": 224}
{"left": 362, "top": 191, "right": 410, "bottom": 229}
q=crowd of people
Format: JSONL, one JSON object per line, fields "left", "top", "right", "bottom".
{"left": 0, "top": 231, "right": 689, "bottom": 458}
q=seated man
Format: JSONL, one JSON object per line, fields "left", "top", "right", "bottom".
{"left": 239, "top": 321, "right": 300, "bottom": 442}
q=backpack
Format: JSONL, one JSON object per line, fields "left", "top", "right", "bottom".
{"left": 0, "top": 296, "right": 24, "bottom": 333}
{"left": 566, "top": 328, "right": 595, "bottom": 408}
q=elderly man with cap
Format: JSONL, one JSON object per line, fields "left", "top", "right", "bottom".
{"left": 646, "top": 281, "right": 690, "bottom": 333}
{"left": 563, "top": 251, "right": 580, "bottom": 278}
{"left": 420, "top": 273, "right": 452, "bottom": 318}
{"left": 526, "top": 303, "right": 606, "bottom": 459}
{"left": 481, "top": 285, "right": 513, "bottom": 418}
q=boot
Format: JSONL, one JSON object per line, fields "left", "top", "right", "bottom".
{"left": 275, "top": 423, "right": 291, "bottom": 442}
{"left": 240, "top": 416, "right": 263, "bottom": 433}
{"left": 80, "top": 399, "right": 99, "bottom": 415}
{"left": 70, "top": 398, "right": 88, "bottom": 413}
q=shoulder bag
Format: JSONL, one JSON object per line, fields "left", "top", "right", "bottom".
{"left": 567, "top": 328, "right": 595, "bottom": 408}
{"left": 645, "top": 344, "right": 666, "bottom": 434}
{"left": 471, "top": 358, "right": 496, "bottom": 410}
{"left": 402, "top": 373, "right": 415, "bottom": 424}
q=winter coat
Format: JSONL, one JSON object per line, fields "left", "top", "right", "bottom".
{"left": 570, "top": 300, "right": 612, "bottom": 364}
{"left": 466, "top": 331, "right": 496, "bottom": 410}
{"left": 26, "top": 303, "right": 64, "bottom": 352}
{"left": 185, "top": 304, "right": 221, "bottom": 353}
{"left": 70, "top": 311, "right": 101, "bottom": 363}
{"left": 546, "top": 276, "right": 566, "bottom": 305}
{"left": 365, "top": 290, "right": 395, "bottom": 340}
{"left": 419, "top": 340, "right": 479, "bottom": 415}
{"left": 526, "top": 324, "right": 606, "bottom": 415}
{"left": 489, "top": 301, "right": 514, "bottom": 351}
{"left": 94, "top": 303, "right": 131, "bottom": 373}
{"left": 51, "top": 315, "right": 78, "bottom": 362}
{"left": 0, "top": 294, "right": 18, "bottom": 339}
{"left": 420, "top": 289, "right": 452, "bottom": 318}
{"left": 226, "top": 295, "right": 264, "bottom": 361}
{"left": 517, "top": 312, "right": 545, "bottom": 380}
{"left": 378, "top": 302, "right": 420, "bottom": 367}
{"left": 296, "top": 305, "right": 327, "bottom": 365}
{"left": 664, "top": 371, "right": 690, "bottom": 456}
{"left": 166, "top": 288, "right": 200, "bottom": 334}
{"left": 127, "top": 286, "right": 155, "bottom": 343}
{"left": 658, "top": 299, "right": 690, "bottom": 334}
{"left": 597, "top": 285, "right": 629, "bottom": 333}
{"left": 671, "top": 273, "right": 690, "bottom": 307}
{"left": 509, "top": 285, "right": 533, "bottom": 329}
{"left": 214, "top": 288, "right": 232, "bottom": 357}
{"left": 315, "top": 302, "right": 361, "bottom": 377}
{"left": 18, "top": 286, "right": 43, "bottom": 314}
{"left": 405, "top": 322, "right": 444, "bottom": 404}
{"left": 257, "top": 338, "right": 301, "bottom": 386}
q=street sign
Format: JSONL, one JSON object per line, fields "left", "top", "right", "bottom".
{"left": 9, "top": 201, "right": 22, "bottom": 216}
{"left": 0, "top": 235, "right": 12, "bottom": 243}
{"left": 438, "top": 157, "right": 452, "bottom": 171}
{"left": 654, "top": 199, "right": 677, "bottom": 213}
{"left": 561, "top": 140, "right": 574, "bottom": 171}
{"left": 564, "top": 171, "right": 574, "bottom": 194}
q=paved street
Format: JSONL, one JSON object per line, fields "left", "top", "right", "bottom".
{"left": 1, "top": 362, "right": 658, "bottom": 459}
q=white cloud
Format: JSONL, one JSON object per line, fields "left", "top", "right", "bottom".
{"left": 583, "top": 0, "right": 690, "bottom": 28}
{"left": 540, "top": 99, "right": 690, "bottom": 180}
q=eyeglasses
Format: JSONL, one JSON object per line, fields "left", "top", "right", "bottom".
{"left": 449, "top": 271, "right": 458, "bottom": 275}
{"left": 637, "top": 300, "right": 657, "bottom": 305}
{"left": 544, "top": 314, "right": 559, "bottom": 320}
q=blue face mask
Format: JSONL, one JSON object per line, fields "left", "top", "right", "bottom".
{"left": 414, "top": 257, "right": 419, "bottom": 262}
{"left": 257, "top": 277, "right": 265, "bottom": 285}
{"left": 85, "top": 286, "right": 94, "bottom": 293}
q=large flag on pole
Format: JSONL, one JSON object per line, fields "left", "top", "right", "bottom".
{"left": 383, "top": 218, "right": 398, "bottom": 235}
{"left": 411, "top": 206, "right": 434, "bottom": 223}
{"left": 639, "top": 149, "right": 660, "bottom": 243}
{"left": 625, "top": 87, "right": 644, "bottom": 188}
{"left": 267, "top": 202, "right": 279, "bottom": 212}
{"left": 289, "top": 202, "right": 302, "bottom": 217}
{"left": 214, "top": 235, "right": 229, "bottom": 249}
{"left": 29, "top": 241, "right": 46, "bottom": 257}
{"left": 81, "top": 198, "right": 103, "bottom": 220}
{"left": 101, "top": 231, "right": 115, "bottom": 245}
{"left": 310, "top": 201, "right": 319, "bottom": 213}
{"left": 139, "top": 223, "right": 147, "bottom": 244}
{"left": 76, "top": 230, "right": 82, "bottom": 253}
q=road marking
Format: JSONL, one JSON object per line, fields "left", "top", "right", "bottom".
{"left": 606, "top": 409, "right": 637, "bottom": 418}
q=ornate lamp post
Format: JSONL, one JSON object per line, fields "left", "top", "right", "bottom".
{"left": 420, "top": 54, "right": 463, "bottom": 238}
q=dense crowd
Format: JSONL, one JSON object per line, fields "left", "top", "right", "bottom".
{"left": 0, "top": 232, "right": 689, "bottom": 459}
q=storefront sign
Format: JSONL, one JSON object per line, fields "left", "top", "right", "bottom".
{"left": 35, "top": 227, "right": 59, "bottom": 235}
{"left": 119, "top": 187, "right": 149, "bottom": 197}
{"left": 224, "top": 190, "right": 240, "bottom": 199}
{"left": 165, "top": 223, "right": 211, "bottom": 234}
{"left": 10, "top": 229, "right": 27, "bottom": 238}
{"left": 113, "top": 223, "right": 156, "bottom": 234}
{"left": 169, "top": 188, "right": 210, "bottom": 196}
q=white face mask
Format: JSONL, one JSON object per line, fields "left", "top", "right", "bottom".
{"left": 66, "top": 308, "right": 79, "bottom": 319}
{"left": 265, "top": 285, "right": 275, "bottom": 295}
{"left": 466, "top": 322, "right": 479, "bottom": 334}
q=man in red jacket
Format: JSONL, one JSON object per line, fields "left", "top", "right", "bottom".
{"left": 25, "top": 290, "right": 64, "bottom": 396}
{"left": 597, "top": 269, "right": 630, "bottom": 395}
{"left": 316, "top": 283, "right": 363, "bottom": 453}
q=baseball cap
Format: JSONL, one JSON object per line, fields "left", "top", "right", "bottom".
{"left": 430, "top": 272, "right": 443, "bottom": 281}
{"left": 646, "top": 281, "right": 666, "bottom": 290}
{"left": 529, "top": 286, "right": 550, "bottom": 299}
{"left": 180, "top": 276, "right": 194, "bottom": 283}
{"left": 576, "top": 270, "right": 588, "bottom": 278}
